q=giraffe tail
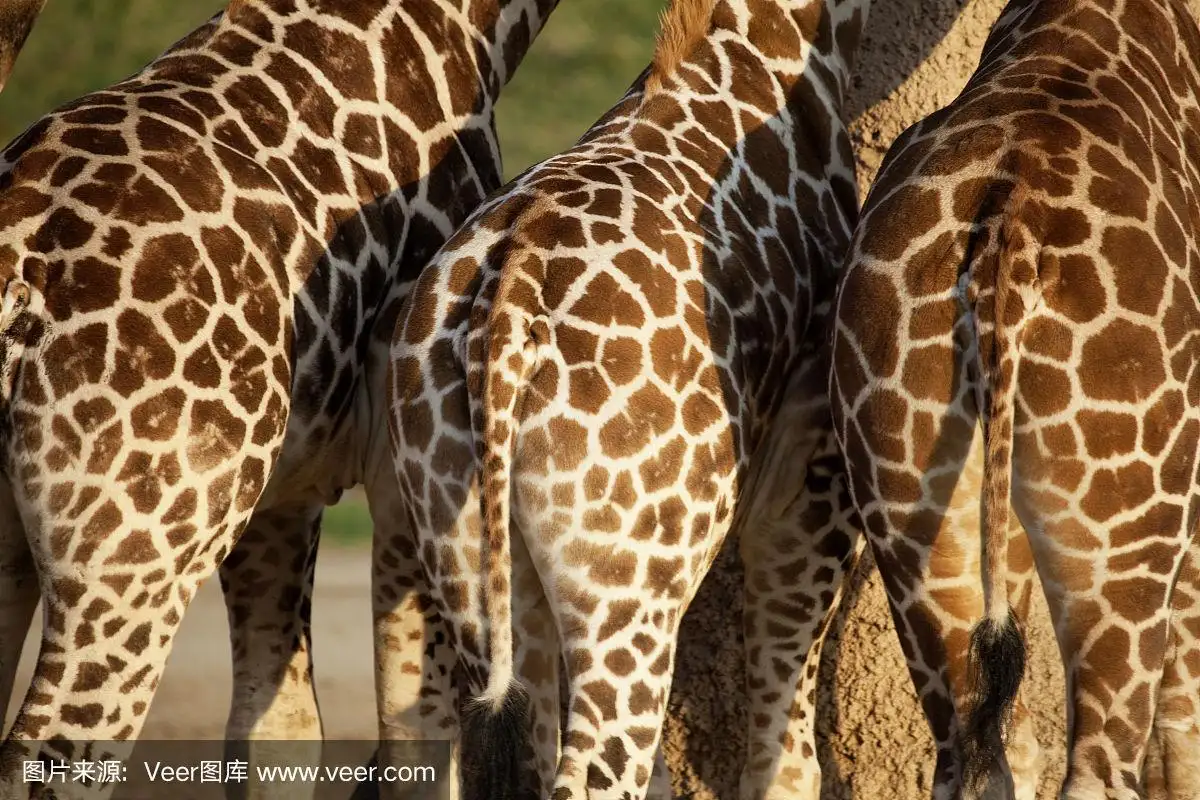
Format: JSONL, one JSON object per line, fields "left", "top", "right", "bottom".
{"left": 963, "top": 182, "right": 1035, "bottom": 793}
{"left": 459, "top": 288, "right": 539, "bottom": 800}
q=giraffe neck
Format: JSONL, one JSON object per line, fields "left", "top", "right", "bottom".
{"left": 223, "top": 0, "right": 558, "bottom": 102}
{"left": 650, "top": 0, "right": 870, "bottom": 113}
{"left": 633, "top": 0, "right": 870, "bottom": 227}
{"left": 724, "top": 0, "right": 869, "bottom": 108}
{"left": 980, "top": 0, "right": 1200, "bottom": 96}
{"left": 468, "top": 0, "right": 561, "bottom": 93}
{"left": 0, "top": 0, "right": 46, "bottom": 91}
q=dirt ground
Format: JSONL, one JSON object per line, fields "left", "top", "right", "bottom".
{"left": 4, "top": 1, "right": 1071, "bottom": 798}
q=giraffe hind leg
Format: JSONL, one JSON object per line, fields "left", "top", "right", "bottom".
{"left": 0, "top": 507, "right": 256, "bottom": 799}
{"left": 511, "top": 533, "right": 562, "bottom": 797}
{"left": 1013, "top": 494, "right": 1188, "bottom": 800}
{"left": 737, "top": 432, "right": 862, "bottom": 800}
{"left": 366, "top": 461, "right": 460, "bottom": 800}
{"left": 838, "top": 410, "right": 1037, "bottom": 800}
{"left": 1144, "top": 533, "right": 1200, "bottom": 800}
{"left": 524, "top": 503, "right": 721, "bottom": 800}
{"left": 551, "top": 613, "right": 679, "bottom": 800}
{"left": 218, "top": 502, "right": 324, "bottom": 800}
{"left": 0, "top": 479, "right": 38, "bottom": 735}
{"left": 997, "top": 523, "right": 1040, "bottom": 800}
{"left": 382, "top": 375, "right": 551, "bottom": 799}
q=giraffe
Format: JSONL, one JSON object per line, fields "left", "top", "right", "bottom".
{"left": 0, "top": 0, "right": 559, "bottom": 797}
{"left": 384, "top": 0, "right": 872, "bottom": 795}
{"left": 0, "top": 0, "right": 44, "bottom": 93}
{"left": 830, "top": 0, "right": 1200, "bottom": 797}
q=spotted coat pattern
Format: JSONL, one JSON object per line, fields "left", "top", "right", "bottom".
{"left": 831, "top": 0, "right": 1200, "bottom": 797}
{"left": 385, "top": 0, "right": 871, "bottom": 797}
{"left": 0, "top": 1, "right": 557, "bottom": 797}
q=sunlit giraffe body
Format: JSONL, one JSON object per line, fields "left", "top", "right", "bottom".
{"left": 0, "top": 1, "right": 557, "bottom": 797}
{"left": 384, "top": 0, "right": 873, "bottom": 796}
{"left": 831, "top": 0, "right": 1200, "bottom": 797}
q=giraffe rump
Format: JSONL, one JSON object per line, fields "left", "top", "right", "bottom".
{"left": 644, "top": 0, "right": 717, "bottom": 94}
{"left": 963, "top": 180, "right": 1039, "bottom": 792}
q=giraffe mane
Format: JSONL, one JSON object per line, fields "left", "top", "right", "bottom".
{"left": 644, "top": 0, "right": 718, "bottom": 96}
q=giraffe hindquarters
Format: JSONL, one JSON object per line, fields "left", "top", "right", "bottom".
{"left": 218, "top": 503, "right": 324, "bottom": 800}
{"left": 1143, "top": 532, "right": 1200, "bottom": 800}
{"left": 737, "top": 431, "right": 863, "bottom": 800}
{"left": 0, "top": 481, "right": 38, "bottom": 736}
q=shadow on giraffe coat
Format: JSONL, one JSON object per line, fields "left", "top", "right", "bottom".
{"left": 384, "top": 1, "right": 892, "bottom": 798}
{"left": 831, "top": 0, "right": 1200, "bottom": 796}
{"left": 0, "top": 2, "right": 561, "bottom": 797}
{"left": 662, "top": 0, "right": 980, "bottom": 793}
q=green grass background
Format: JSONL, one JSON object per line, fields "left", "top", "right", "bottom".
{"left": 0, "top": 0, "right": 666, "bottom": 544}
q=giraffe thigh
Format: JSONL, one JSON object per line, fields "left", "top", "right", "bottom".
{"left": 217, "top": 503, "right": 323, "bottom": 800}
{"left": 737, "top": 433, "right": 862, "bottom": 800}
{"left": 0, "top": 481, "right": 38, "bottom": 734}
{"left": 1143, "top": 533, "right": 1200, "bottom": 800}
{"left": 1015, "top": 494, "right": 1190, "bottom": 800}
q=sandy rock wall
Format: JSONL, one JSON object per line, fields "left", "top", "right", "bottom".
{"left": 661, "top": 1, "right": 1071, "bottom": 797}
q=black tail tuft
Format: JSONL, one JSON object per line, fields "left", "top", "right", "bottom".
{"left": 459, "top": 683, "right": 533, "bottom": 800}
{"left": 963, "top": 612, "right": 1026, "bottom": 794}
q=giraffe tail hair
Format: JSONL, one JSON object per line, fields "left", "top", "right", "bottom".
{"left": 963, "top": 181, "right": 1036, "bottom": 794}
{"left": 460, "top": 293, "right": 540, "bottom": 799}
{"left": 460, "top": 686, "right": 531, "bottom": 800}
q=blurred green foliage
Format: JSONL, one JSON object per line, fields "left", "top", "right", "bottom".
{"left": 0, "top": 1, "right": 226, "bottom": 142}
{"left": 496, "top": 0, "right": 664, "bottom": 175}
{"left": 0, "top": 0, "right": 665, "bottom": 543}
